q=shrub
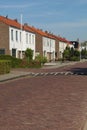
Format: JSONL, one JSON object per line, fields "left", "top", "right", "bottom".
{"left": 0, "top": 55, "right": 22, "bottom": 68}
{"left": 35, "top": 55, "right": 47, "bottom": 65}
{"left": 20, "top": 59, "right": 41, "bottom": 68}
{"left": 70, "top": 56, "right": 80, "bottom": 61}
{"left": 25, "top": 48, "right": 33, "bottom": 63}
{"left": 0, "top": 60, "right": 11, "bottom": 74}
{"left": 63, "top": 46, "right": 80, "bottom": 61}
{"left": 28, "top": 60, "right": 41, "bottom": 68}
{"left": 63, "top": 49, "right": 70, "bottom": 60}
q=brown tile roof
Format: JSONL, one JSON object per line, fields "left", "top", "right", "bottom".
{"left": 48, "top": 33, "right": 71, "bottom": 45}
{"left": 0, "top": 15, "right": 21, "bottom": 29}
{"left": 26, "top": 26, "right": 48, "bottom": 37}
{"left": 0, "top": 16, "right": 35, "bottom": 33}
{"left": 0, "top": 15, "right": 71, "bottom": 44}
{"left": 24, "top": 25, "right": 55, "bottom": 39}
{"left": 23, "top": 25, "right": 35, "bottom": 33}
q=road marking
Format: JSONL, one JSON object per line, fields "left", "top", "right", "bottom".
{"left": 28, "top": 72, "right": 87, "bottom": 77}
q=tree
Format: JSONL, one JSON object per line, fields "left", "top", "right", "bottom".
{"left": 81, "top": 48, "right": 87, "bottom": 59}
{"left": 63, "top": 46, "right": 80, "bottom": 61}
{"left": 63, "top": 46, "right": 71, "bottom": 60}
{"left": 70, "top": 47, "right": 74, "bottom": 57}
{"left": 74, "top": 50, "right": 80, "bottom": 57}
{"left": 25, "top": 48, "right": 33, "bottom": 63}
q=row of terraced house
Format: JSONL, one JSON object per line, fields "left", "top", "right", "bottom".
{"left": 0, "top": 15, "right": 73, "bottom": 61}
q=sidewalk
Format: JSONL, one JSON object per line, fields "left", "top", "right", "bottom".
{"left": 0, "top": 71, "right": 30, "bottom": 82}
{"left": 43, "top": 61, "right": 78, "bottom": 68}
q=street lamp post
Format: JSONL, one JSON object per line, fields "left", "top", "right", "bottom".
{"left": 20, "top": 14, "right": 23, "bottom": 59}
{"left": 80, "top": 43, "right": 82, "bottom": 61}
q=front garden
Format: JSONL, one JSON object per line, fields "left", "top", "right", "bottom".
{"left": 0, "top": 48, "right": 47, "bottom": 74}
{"left": 0, "top": 47, "right": 85, "bottom": 75}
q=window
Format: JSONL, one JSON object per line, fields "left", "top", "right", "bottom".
{"left": 0, "top": 49, "right": 5, "bottom": 55}
{"left": 32, "top": 35, "right": 34, "bottom": 44}
{"left": 12, "top": 49, "right": 16, "bottom": 57}
{"left": 11, "top": 29, "right": 13, "bottom": 41}
{"left": 26, "top": 33, "right": 28, "bottom": 44}
{"left": 20, "top": 32, "right": 21, "bottom": 42}
{"left": 29, "top": 34, "right": 31, "bottom": 44}
{"left": 47, "top": 40, "right": 49, "bottom": 46}
{"left": 16, "top": 31, "right": 18, "bottom": 41}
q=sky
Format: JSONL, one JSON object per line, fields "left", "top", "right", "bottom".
{"left": 0, "top": 0, "right": 87, "bottom": 42}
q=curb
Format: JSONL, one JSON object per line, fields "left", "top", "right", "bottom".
{"left": 0, "top": 73, "right": 30, "bottom": 82}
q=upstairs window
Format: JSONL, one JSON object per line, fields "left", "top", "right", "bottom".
{"left": 20, "top": 32, "right": 21, "bottom": 42}
{"left": 16, "top": 31, "right": 18, "bottom": 41}
{"left": 11, "top": 29, "right": 13, "bottom": 41}
{"left": 26, "top": 33, "right": 28, "bottom": 44}
{"left": 29, "top": 34, "right": 31, "bottom": 44}
{"left": 32, "top": 35, "right": 34, "bottom": 44}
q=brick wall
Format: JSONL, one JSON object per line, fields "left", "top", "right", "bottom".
{"left": 35, "top": 33, "right": 43, "bottom": 56}
{"left": 0, "top": 22, "right": 10, "bottom": 55}
{"left": 55, "top": 39, "right": 59, "bottom": 60}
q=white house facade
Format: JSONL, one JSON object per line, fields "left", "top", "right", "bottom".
{"left": 43, "top": 37, "right": 55, "bottom": 61}
{"left": 59, "top": 41, "right": 67, "bottom": 58}
{"left": 9, "top": 26, "right": 35, "bottom": 59}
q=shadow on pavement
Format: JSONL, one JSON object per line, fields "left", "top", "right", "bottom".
{"left": 68, "top": 67, "right": 87, "bottom": 75}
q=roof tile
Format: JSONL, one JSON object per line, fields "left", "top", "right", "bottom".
{"left": 0, "top": 15, "right": 21, "bottom": 29}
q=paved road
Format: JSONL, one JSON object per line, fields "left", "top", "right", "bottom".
{"left": 0, "top": 61, "right": 87, "bottom": 130}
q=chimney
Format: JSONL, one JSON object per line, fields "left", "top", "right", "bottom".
{"left": 6, "top": 15, "right": 8, "bottom": 18}
{"left": 45, "top": 30, "right": 48, "bottom": 33}
{"left": 24, "top": 23, "right": 28, "bottom": 26}
{"left": 14, "top": 19, "right": 18, "bottom": 22}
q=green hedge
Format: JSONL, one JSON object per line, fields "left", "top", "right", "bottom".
{"left": 0, "top": 55, "right": 22, "bottom": 68}
{"left": 0, "top": 60, "right": 11, "bottom": 75}
{"left": 70, "top": 56, "right": 80, "bottom": 61}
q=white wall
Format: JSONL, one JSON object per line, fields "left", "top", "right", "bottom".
{"left": 43, "top": 37, "right": 55, "bottom": 61}
{"left": 23, "top": 31, "right": 35, "bottom": 59}
{"left": 9, "top": 27, "right": 35, "bottom": 59}
{"left": 59, "top": 41, "right": 67, "bottom": 58}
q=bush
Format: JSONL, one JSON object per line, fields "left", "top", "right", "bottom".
{"left": 70, "top": 56, "right": 80, "bottom": 61}
{"left": 19, "top": 60, "right": 28, "bottom": 68}
{"left": 0, "top": 60, "right": 11, "bottom": 74}
{"left": 28, "top": 60, "right": 41, "bottom": 68}
{"left": 20, "top": 59, "right": 41, "bottom": 68}
{"left": 0, "top": 55, "right": 22, "bottom": 68}
{"left": 63, "top": 46, "right": 80, "bottom": 61}
{"left": 35, "top": 55, "right": 47, "bottom": 65}
{"left": 25, "top": 48, "right": 33, "bottom": 63}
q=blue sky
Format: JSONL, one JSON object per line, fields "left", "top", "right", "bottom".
{"left": 0, "top": 0, "right": 87, "bottom": 42}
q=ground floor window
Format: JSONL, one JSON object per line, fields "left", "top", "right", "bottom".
{"left": 0, "top": 49, "right": 5, "bottom": 55}
{"left": 12, "top": 49, "right": 16, "bottom": 57}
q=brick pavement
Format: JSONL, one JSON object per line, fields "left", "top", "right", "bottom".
{"left": 0, "top": 61, "right": 87, "bottom": 129}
